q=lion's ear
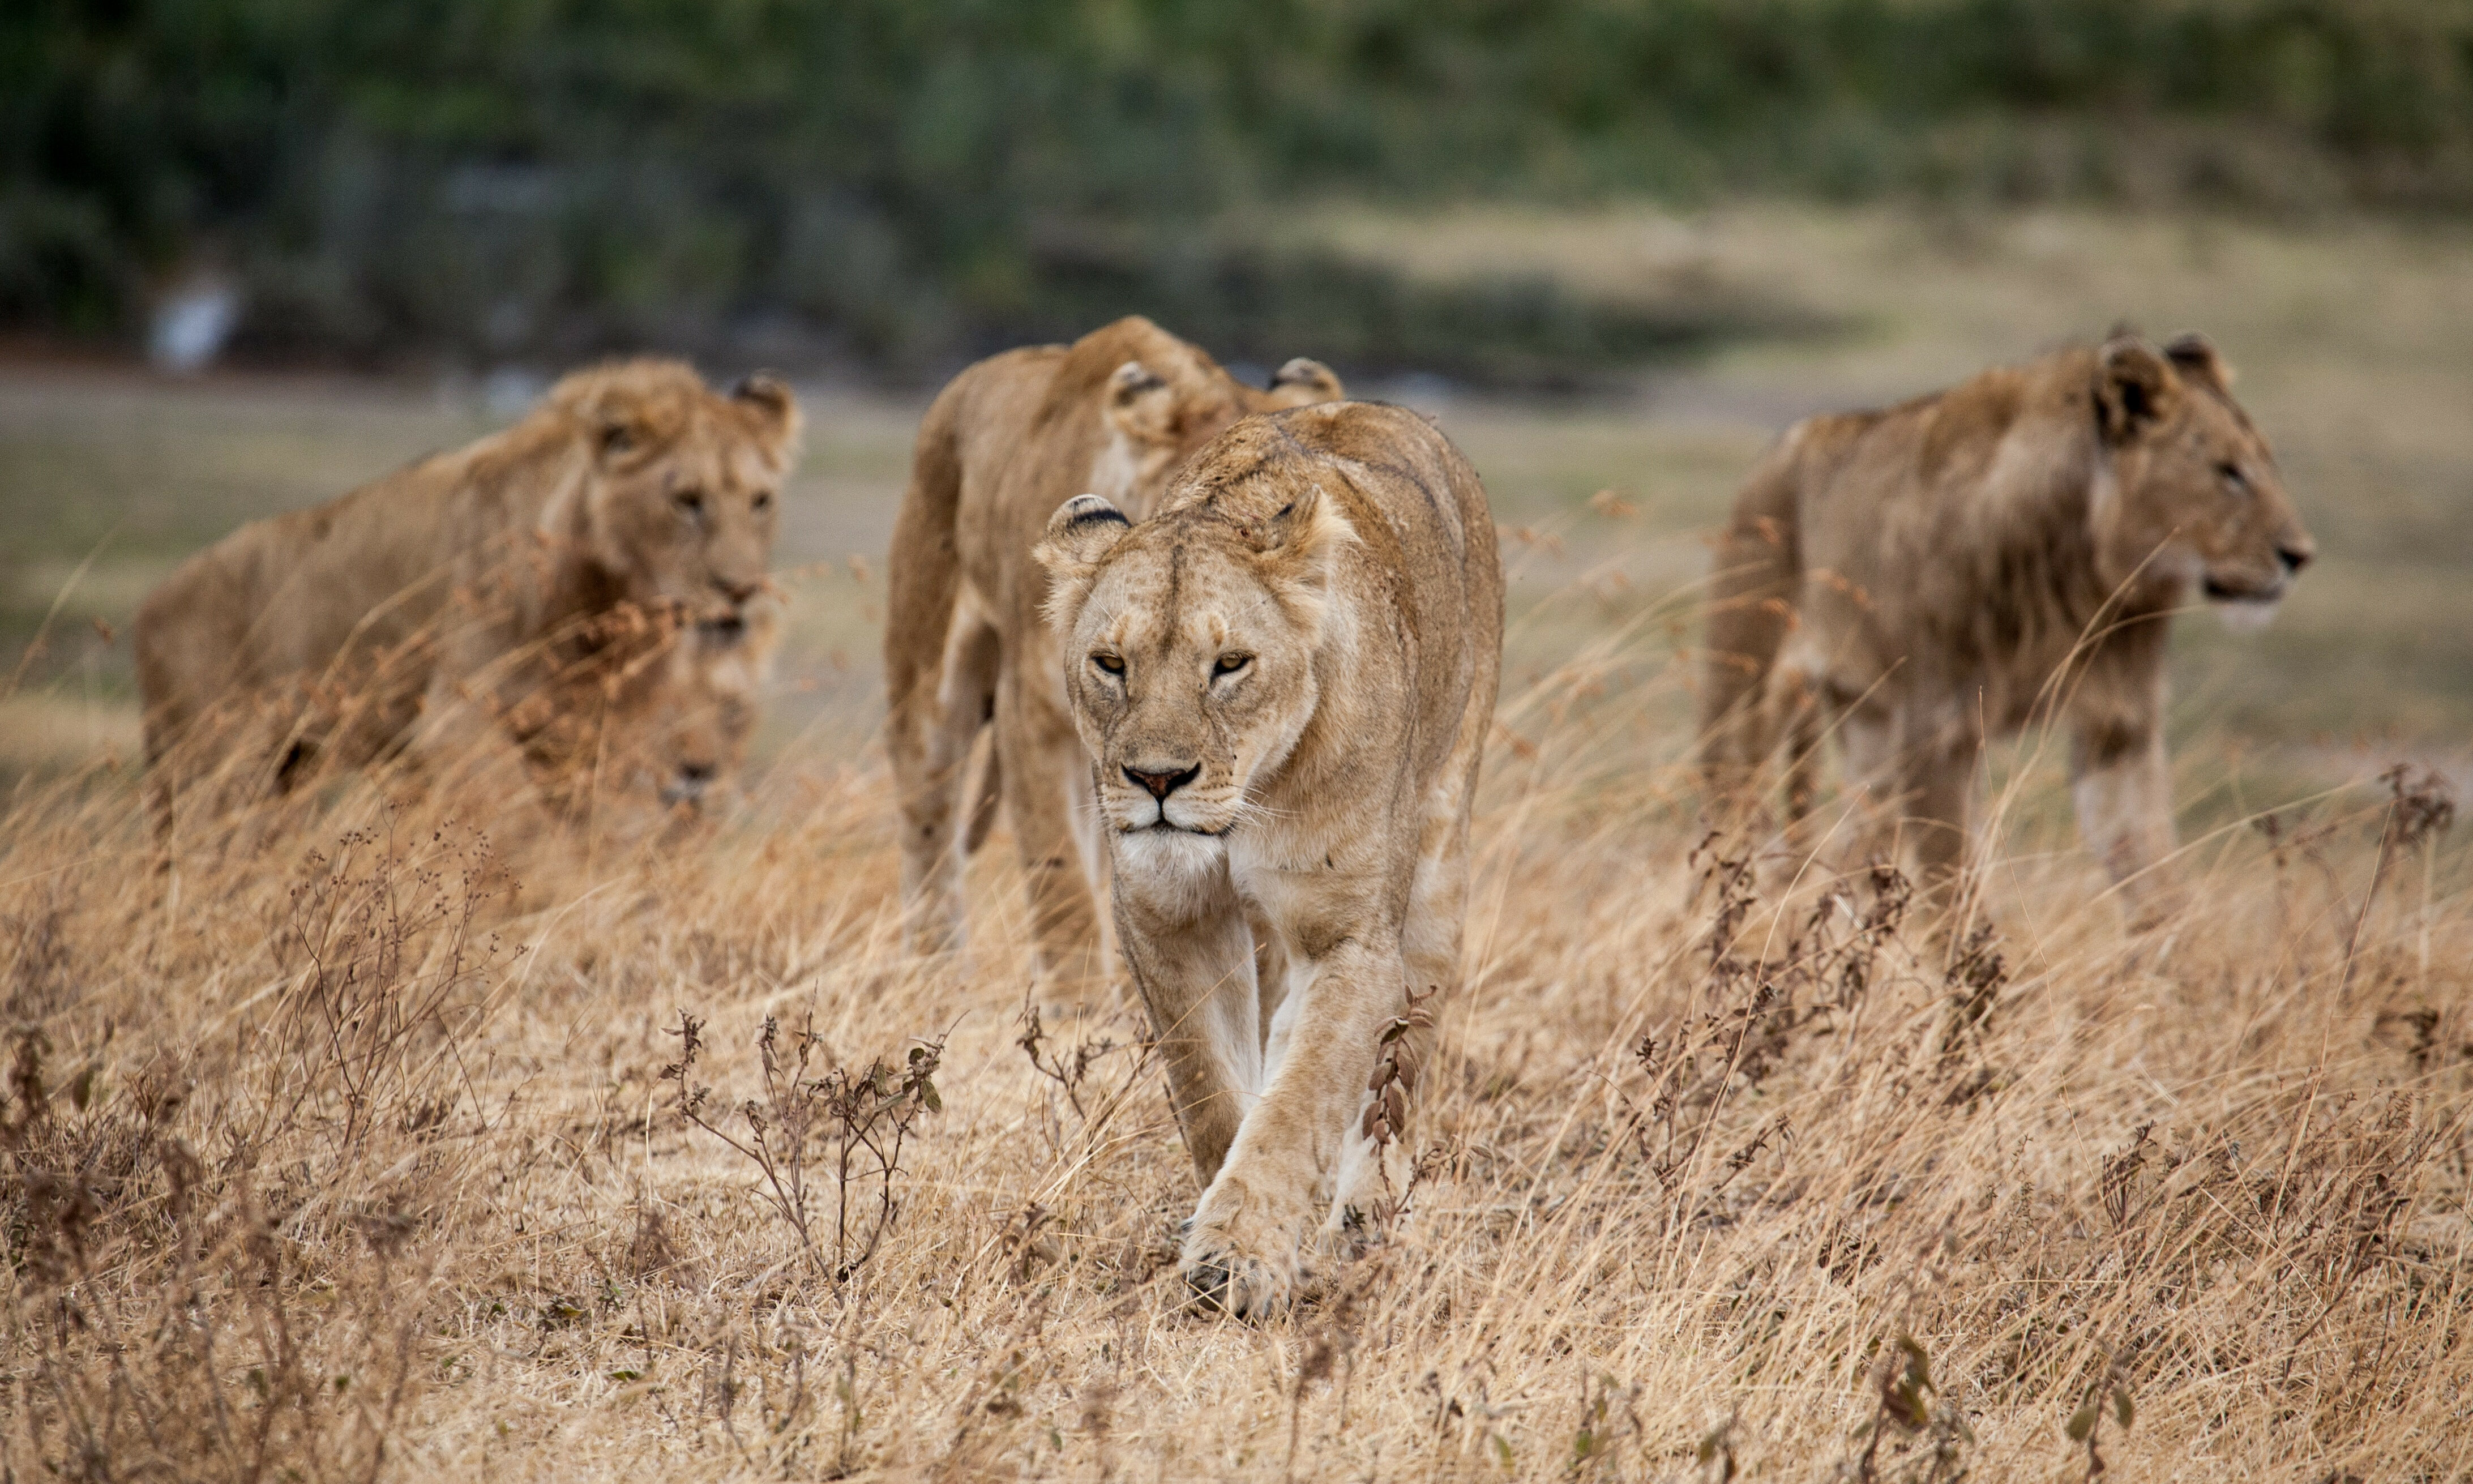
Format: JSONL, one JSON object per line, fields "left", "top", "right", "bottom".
{"left": 1104, "top": 361, "right": 1177, "bottom": 444}
{"left": 594, "top": 416, "right": 642, "bottom": 463}
{"left": 731, "top": 373, "right": 805, "bottom": 463}
{"left": 2097, "top": 336, "right": 2177, "bottom": 445}
{"left": 1034, "top": 495, "right": 1132, "bottom": 628}
{"left": 1265, "top": 357, "right": 1344, "bottom": 408}
{"left": 2163, "top": 332, "right": 2234, "bottom": 394}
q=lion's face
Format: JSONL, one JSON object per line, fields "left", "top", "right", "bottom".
{"left": 559, "top": 368, "right": 802, "bottom": 615}
{"left": 1036, "top": 483, "right": 1350, "bottom": 855}
{"left": 2094, "top": 334, "right": 2314, "bottom": 627}
{"left": 653, "top": 606, "right": 775, "bottom": 810}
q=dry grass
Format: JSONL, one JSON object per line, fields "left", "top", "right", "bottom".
{"left": 5, "top": 581, "right": 2468, "bottom": 1479}
{"left": 6, "top": 200, "right": 2472, "bottom": 1478}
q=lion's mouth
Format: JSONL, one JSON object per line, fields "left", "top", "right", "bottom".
{"left": 1122, "top": 819, "right": 1230, "bottom": 838}
{"left": 2202, "top": 575, "right": 2286, "bottom": 604}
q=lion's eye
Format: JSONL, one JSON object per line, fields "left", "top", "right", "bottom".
{"left": 1213, "top": 652, "right": 1252, "bottom": 677}
{"left": 674, "top": 490, "right": 707, "bottom": 516}
{"left": 1091, "top": 653, "right": 1125, "bottom": 677}
{"left": 2217, "top": 463, "right": 2249, "bottom": 496}
{"left": 751, "top": 490, "right": 773, "bottom": 512}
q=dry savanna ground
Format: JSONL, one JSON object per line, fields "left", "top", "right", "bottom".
{"left": 4, "top": 204, "right": 2471, "bottom": 1479}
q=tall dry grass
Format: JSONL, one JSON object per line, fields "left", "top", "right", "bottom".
{"left": 3, "top": 578, "right": 2467, "bottom": 1482}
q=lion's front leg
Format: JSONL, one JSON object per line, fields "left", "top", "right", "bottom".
{"left": 997, "top": 669, "right": 1115, "bottom": 1004}
{"left": 1113, "top": 852, "right": 1263, "bottom": 1187}
{"left": 2070, "top": 718, "right": 2180, "bottom": 927}
{"left": 1183, "top": 933, "right": 1398, "bottom": 1318}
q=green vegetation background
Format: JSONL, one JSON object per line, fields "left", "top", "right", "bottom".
{"left": 7, "top": 0, "right": 2472, "bottom": 377}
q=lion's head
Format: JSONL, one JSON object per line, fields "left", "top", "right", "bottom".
{"left": 1035, "top": 444, "right": 1354, "bottom": 854}
{"left": 511, "top": 598, "right": 775, "bottom": 815}
{"left": 541, "top": 358, "right": 802, "bottom": 614}
{"left": 1083, "top": 319, "right": 1342, "bottom": 522}
{"left": 652, "top": 603, "right": 777, "bottom": 810}
{"left": 2091, "top": 332, "right": 2314, "bottom": 628}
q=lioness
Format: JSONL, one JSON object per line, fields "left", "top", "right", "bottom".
{"left": 656, "top": 605, "right": 777, "bottom": 811}
{"left": 1037, "top": 403, "right": 1503, "bottom": 1316}
{"left": 512, "top": 600, "right": 779, "bottom": 816}
{"left": 136, "top": 358, "right": 798, "bottom": 832}
{"left": 885, "top": 317, "right": 1342, "bottom": 994}
{"left": 1702, "top": 332, "right": 2313, "bottom": 914}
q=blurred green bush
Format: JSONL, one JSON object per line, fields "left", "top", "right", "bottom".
{"left": 5, "top": 0, "right": 2467, "bottom": 375}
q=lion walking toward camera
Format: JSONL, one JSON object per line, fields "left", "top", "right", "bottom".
{"left": 1037, "top": 402, "right": 1503, "bottom": 1316}
{"left": 1701, "top": 332, "right": 2314, "bottom": 916}
{"left": 884, "top": 317, "right": 1342, "bottom": 995}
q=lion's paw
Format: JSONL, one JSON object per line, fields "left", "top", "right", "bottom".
{"left": 1180, "top": 1187, "right": 1311, "bottom": 1320}
{"left": 1182, "top": 1247, "right": 1298, "bottom": 1318}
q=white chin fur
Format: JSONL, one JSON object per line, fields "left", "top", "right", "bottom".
{"left": 1114, "top": 827, "right": 1227, "bottom": 883}
{"left": 2213, "top": 598, "right": 2282, "bottom": 635}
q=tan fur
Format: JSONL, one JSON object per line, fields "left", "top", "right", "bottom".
{"left": 1036, "top": 403, "right": 1504, "bottom": 1317}
{"left": 134, "top": 358, "right": 799, "bottom": 836}
{"left": 1702, "top": 332, "right": 2314, "bottom": 917}
{"left": 512, "top": 599, "right": 780, "bottom": 817}
{"left": 884, "top": 318, "right": 1342, "bottom": 995}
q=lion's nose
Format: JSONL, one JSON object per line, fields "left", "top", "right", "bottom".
{"left": 1124, "top": 763, "right": 1199, "bottom": 801}
{"left": 714, "top": 575, "right": 761, "bottom": 604}
{"left": 663, "top": 762, "right": 716, "bottom": 806}
{"left": 2277, "top": 540, "right": 2314, "bottom": 574}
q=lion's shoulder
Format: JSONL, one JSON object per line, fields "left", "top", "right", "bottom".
{"left": 1791, "top": 350, "right": 2103, "bottom": 496}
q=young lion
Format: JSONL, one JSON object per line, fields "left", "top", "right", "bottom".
{"left": 1701, "top": 332, "right": 2314, "bottom": 916}
{"left": 885, "top": 317, "right": 1342, "bottom": 996}
{"left": 511, "top": 600, "right": 780, "bottom": 819}
{"left": 135, "top": 358, "right": 798, "bottom": 835}
{"left": 1037, "top": 403, "right": 1503, "bottom": 1316}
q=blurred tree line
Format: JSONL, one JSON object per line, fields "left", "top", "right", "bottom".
{"left": 5, "top": 0, "right": 2470, "bottom": 379}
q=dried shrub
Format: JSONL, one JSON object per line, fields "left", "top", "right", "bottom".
{"left": 664, "top": 1010, "right": 946, "bottom": 1284}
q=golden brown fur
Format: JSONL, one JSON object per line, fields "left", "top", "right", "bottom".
{"left": 135, "top": 358, "right": 799, "bottom": 836}
{"left": 1036, "top": 403, "right": 1504, "bottom": 1316}
{"left": 884, "top": 317, "right": 1342, "bottom": 994}
{"left": 1702, "top": 332, "right": 2314, "bottom": 915}
{"left": 511, "top": 600, "right": 779, "bottom": 818}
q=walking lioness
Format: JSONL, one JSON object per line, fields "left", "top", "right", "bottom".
{"left": 1036, "top": 403, "right": 1503, "bottom": 1316}
{"left": 885, "top": 317, "right": 1342, "bottom": 995}
{"left": 1702, "top": 332, "right": 2314, "bottom": 915}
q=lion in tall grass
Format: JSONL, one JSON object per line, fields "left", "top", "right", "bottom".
{"left": 135, "top": 358, "right": 799, "bottom": 835}
{"left": 1037, "top": 403, "right": 1503, "bottom": 1316}
{"left": 510, "top": 600, "right": 780, "bottom": 819}
{"left": 884, "top": 317, "right": 1342, "bottom": 994}
{"left": 1702, "top": 332, "right": 2314, "bottom": 916}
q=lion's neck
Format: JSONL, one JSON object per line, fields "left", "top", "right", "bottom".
{"left": 1940, "top": 424, "right": 2172, "bottom": 699}
{"left": 495, "top": 451, "right": 628, "bottom": 636}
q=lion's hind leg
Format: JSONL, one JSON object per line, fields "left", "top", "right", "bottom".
{"left": 893, "top": 592, "right": 1000, "bottom": 956}
{"left": 1765, "top": 651, "right": 1829, "bottom": 844}
{"left": 992, "top": 661, "right": 1113, "bottom": 1004}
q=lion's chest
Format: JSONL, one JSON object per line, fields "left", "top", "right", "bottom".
{"left": 1230, "top": 833, "right": 1391, "bottom": 962}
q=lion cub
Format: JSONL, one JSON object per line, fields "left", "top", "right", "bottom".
{"left": 1702, "top": 332, "right": 2314, "bottom": 917}
{"left": 1037, "top": 403, "right": 1503, "bottom": 1316}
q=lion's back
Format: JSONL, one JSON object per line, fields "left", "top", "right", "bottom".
{"left": 1265, "top": 400, "right": 1500, "bottom": 619}
{"left": 132, "top": 418, "right": 572, "bottom": 762}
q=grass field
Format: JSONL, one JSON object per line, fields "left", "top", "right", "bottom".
{"left": 4, "top": 204, "right": 2471, "bottom": 1479}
